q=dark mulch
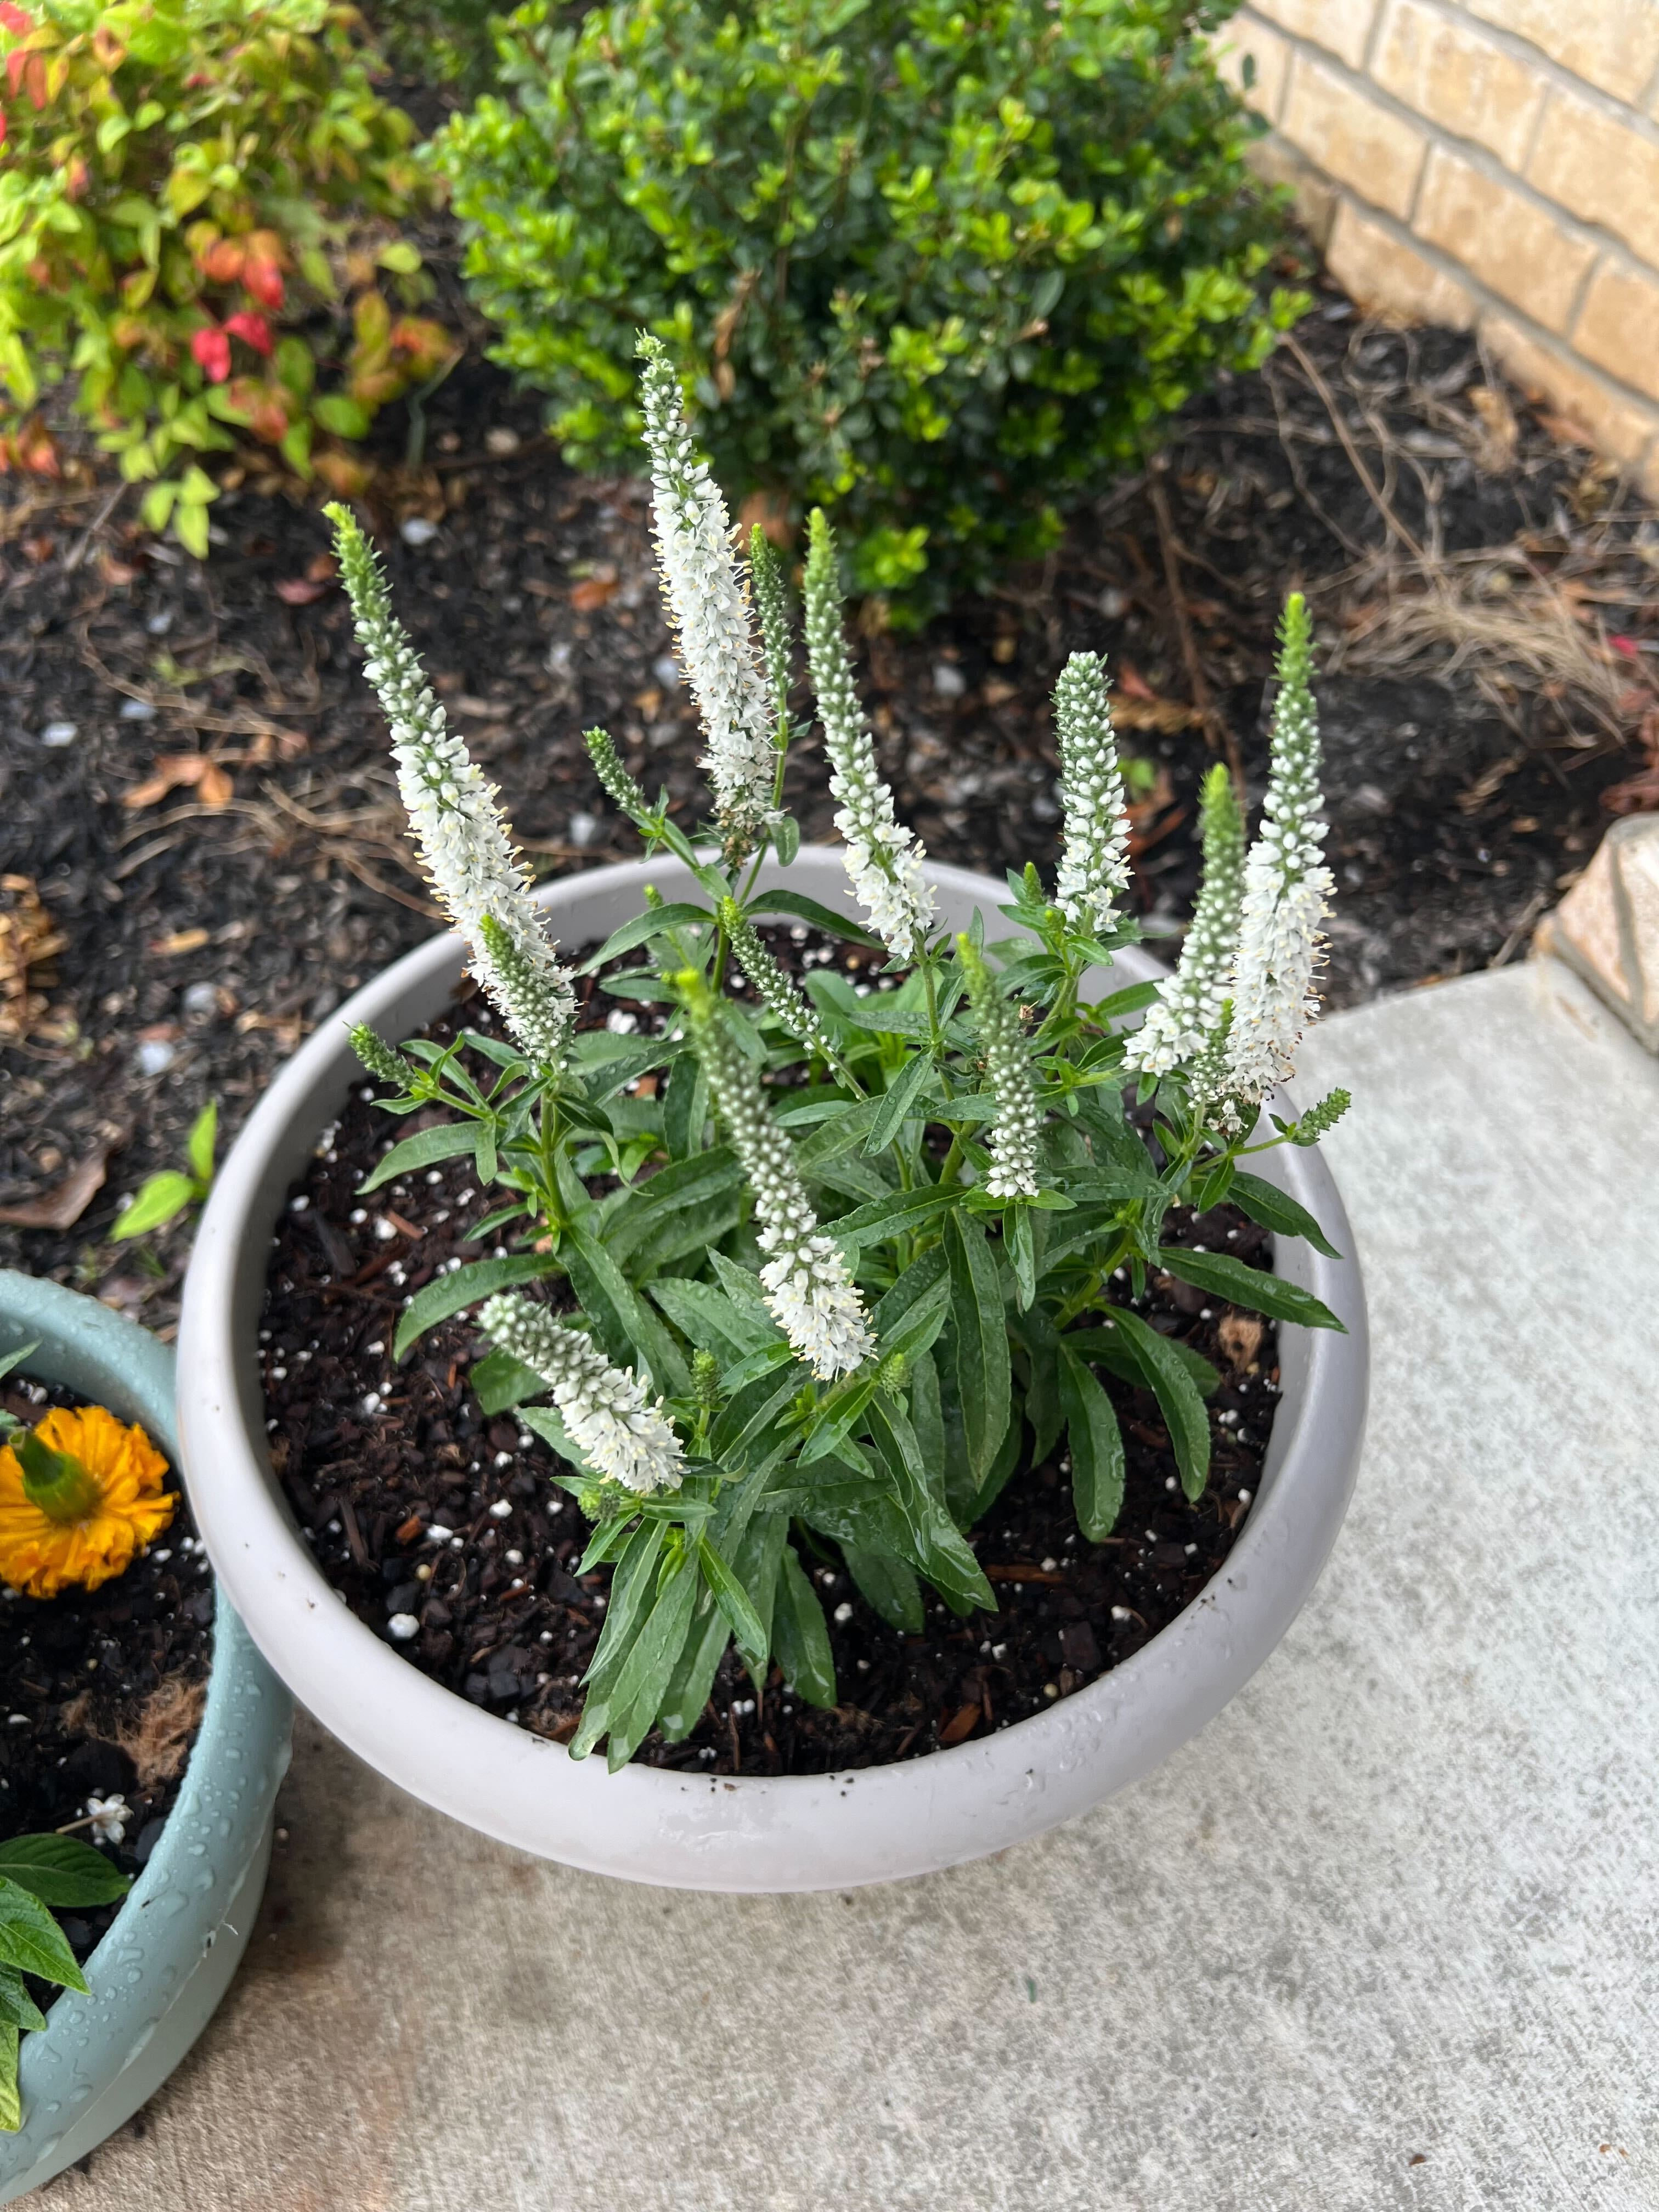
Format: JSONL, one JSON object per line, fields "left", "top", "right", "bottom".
{"left": 3, "top": 255, "right": 1655, "bottom": 1336}
{"left": 1, "top": 1381, "right": 212, "bottom": 1961}
{"left": 258, "top": 929, "right": 1283, "bottom": 1774}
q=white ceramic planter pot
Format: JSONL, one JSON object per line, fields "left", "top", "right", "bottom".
{"left": 178, "top": 851, "right": 1367, "bottom": 1893}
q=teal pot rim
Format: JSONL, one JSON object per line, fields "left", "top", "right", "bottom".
{"left": 177, "top": 850, "right": 1368, "bottom": 1893}
{"left": 0, "top": 1272, "right": 293, "bottom": 2204}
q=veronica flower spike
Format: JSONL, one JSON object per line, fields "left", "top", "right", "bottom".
{"left": 480, "top": 1296, "right": 685, "bottom": 1495}
{"left": 328, "top": 505, "right": 575, "bottom": 1072}
{"left": 679, "top": 973, "right": 876, "bottom": 1380}
{"left": 636, "top": 337, "right": 777, "bottom": 861}
{"left": 1224, "top": 593, "right": 1335, "bottom": 1108}
{"left": 1053, "top": 651, "right": 1131, "bottom": 939}
{"left": 802, "top": 510, "right": 936, "bottom": 964}
{"left": 958, "top": 936, "right": 1043, "bottom": 1199}
{"left": 1124, "top": 763, "right": 1245, "bottom": 1080}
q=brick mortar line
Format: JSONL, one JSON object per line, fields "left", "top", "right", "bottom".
{"left": 1305, "top": 167, "right": 1659, "bottom": 454}
{"left": 1255, "top": 29, "right": 1659, "bottom": 284}
{"left": 1389, "top": 0, "right": 1659, "bottom": 142}
{"left": 1237, "top": 0, "right": 1659, "bottom": 150}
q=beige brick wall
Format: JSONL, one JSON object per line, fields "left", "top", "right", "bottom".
{"left": 1213, "top": 0, "right": 1659, "bottom": 488}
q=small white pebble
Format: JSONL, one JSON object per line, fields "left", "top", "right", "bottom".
{"left": 399, "top": 515, "right": 438, "bottom": 546}
{"left": 374, "top": 1216, "right": 397, "bottom": 1242}
{"left": 425, "top": 1170, "right": 444, "bottom": 1185}
{"left": 991, "top": 1643, "right": 1008, "bottom": 1661}
{"left": 833, "top": 1601, "right": 854, "bottom": 1624}
{"left": 1042, "top": 1683, "right": 1060, "bottom": 1700}
{"left": 366, "top": 1340, "right": 384, "bottom": 1356}
{"left": 387, "top": 1613, "right": 420, "bottom": 1640}
{"left": 414, "top": 1563, "right": 433, "bottom": 1583}
{"left": 1237, "top": 1487, "right": 1252, "bottom": 1504}
{"left": 289, "top": 1194, "right": 309, "bottom": 1214}
{"left": 151, "top": 1549, "right": 172, "bottom": 1564}
{"left": 1041, "top": 1557, "right": 1058, "bottom": 1572}
{"left": 1110, "top": 1605, "right": 1132, "bottom": 1623}
{"left": 539, "top": 1631, "right": 554, "bottom": 1644}
{"left": 1164, "top": 1475, "right": 1178, "bottom": 1491}
{"left": 426, "top": 1524, "right": 453, "bottom": 1543}
{"left": 1184, "top": 1543, "right": 1198, "bottom": 1556}
{"left": 269, "top": 1366, "right": 287, "bottom": 1382}
{"left": 349, "top": 1208, "right": 368, "bottom": 1225}
{"left": 493, "top": 1454, "right": 512, "bottom": 1471}
{"left": 605, "top": 1008, "right": 639, "bottom": 1035}
{"left": 1199, "top": 1308, "right": 1214, "bottom": 1321}
{"left": 450, "top": 1536, "right": 465, "bottom": 1550}
{"left": 505, "top": 1549, "right": 523, "bottom": 1566}
{"left": 489, "top": 1496, "right": 512, "bottom": 1516}
{"left": 360, "top": 1392, "right": 382, "bottom": 1418}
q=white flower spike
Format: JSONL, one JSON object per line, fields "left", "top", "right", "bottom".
{"left": 681, "top": 975, "right": 876, "bottom": 1380}
{"left": 480, "top": 1296, "right": 685, "bottom": 1495}
{"left": 637, "top": 338, "right": 777, "bottom": 860}
{"left": 1124, "top": 763, "right": 1245, "bottom": 1079}
{"left": 329, "top": 506, "right": 575, "bottom": 1071}
{"left": 1224, "top": 594, "right": 1334, "bottom": 1106}
{"left": 803, "top": 509, "right": 936, "bottom": 963}
{"left": 958, "top": 936, "right": 1042, "bottom": 1199}
{"left": 1053, "top": 652, "right": 1131, "bottom": 938}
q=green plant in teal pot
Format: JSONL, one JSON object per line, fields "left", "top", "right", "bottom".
{"left": 434, "top": 0, "right": 1304, "bottom": 619}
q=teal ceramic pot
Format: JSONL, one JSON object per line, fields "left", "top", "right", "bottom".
{"left": 0, "top": 1273, "right": 292, "bottom": 2204}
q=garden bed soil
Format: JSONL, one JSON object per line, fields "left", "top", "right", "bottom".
{"left": 4, "top": 267, "right": 1656, "bottom": 1339}
{"left": 258, "top": 930, "right": 1282, "bottom": 1777}
{"left": 0, "top": 1380, "right": 212, "bottom": 1960}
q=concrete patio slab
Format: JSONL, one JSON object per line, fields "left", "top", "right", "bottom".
{"left": 35, "top": 956, "right": 1658, "bottom": 2212}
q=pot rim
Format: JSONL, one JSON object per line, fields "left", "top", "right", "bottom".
{"left": 177, "top": 850, "right": 1368, "bottom": 1891}
{"left": 0, "top": 1271, "right": 291, "bottom": 2187}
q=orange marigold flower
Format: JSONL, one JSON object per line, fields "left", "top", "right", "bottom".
{"left": 0, "top": 1406, "right": 176, "bottom": 1599}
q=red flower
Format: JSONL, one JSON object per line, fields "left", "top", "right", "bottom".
{"left": 201, "top": 239, "right": 245, "bottom": 285}
{"left": 242, "top": 259, "right": 285, "bottom": 312}
{"left": 225, "top": 311, "right": 273, "bottom": 357}
{"left": 191, "top": 326, "right": 232, "bottom": 384}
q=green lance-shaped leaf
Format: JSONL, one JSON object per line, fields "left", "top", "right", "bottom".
{"left": 772, "top": 1546, "right": 838, "bottom": 1709}
{"left": 1154, "top": 1246, "right": 1345, "bottom": 1331}
{"left": 1059, "top": 1346, "right": 1126, "bottom": 1540}
{"left": 944, "top": 1211, "right": 1011, "bottom": 1490}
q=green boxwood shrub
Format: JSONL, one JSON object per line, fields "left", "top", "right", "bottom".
{"left": 434, "top": 0, "right": 1302, "bottom": 617}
